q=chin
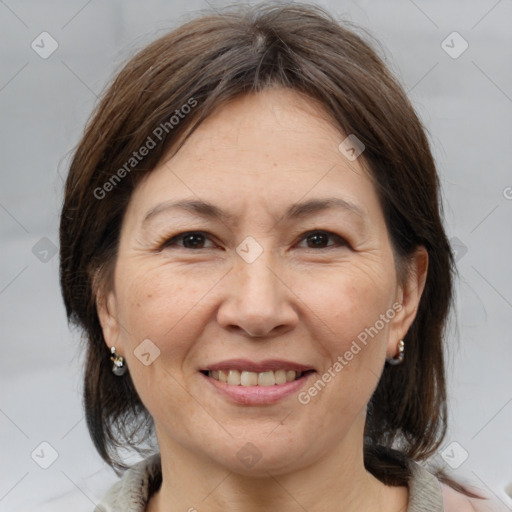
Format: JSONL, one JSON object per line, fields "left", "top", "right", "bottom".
{"left": 205, "top": 434, "right": 314, "bottom": 477}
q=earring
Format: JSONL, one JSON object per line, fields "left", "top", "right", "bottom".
{"left": 386, "top": 339, "right": 405, "bottom": 365}
{"left": 110, "top": 347, "right": 127, "bottom": 376}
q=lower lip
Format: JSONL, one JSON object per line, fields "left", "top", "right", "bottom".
{"left": 200, "top": 371, "right": 316, "bottom": 405}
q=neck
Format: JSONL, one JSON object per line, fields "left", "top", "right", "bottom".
{"left": 147, "top": 416, "right": 408, "bottom": 512}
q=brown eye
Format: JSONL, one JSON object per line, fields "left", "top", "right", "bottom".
{"left": 181, "top": 233, "right": 207, "bottom": 248}
{"left": 161, "top": 231, "right": 215, "bottom": 250}
{"left": 298, "top": 230, "right": 347, "bottom": 249}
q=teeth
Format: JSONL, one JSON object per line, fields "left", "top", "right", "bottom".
{"left": 275, "top": 370, "right": 287, "bottom": 385}
{"left": 258, "top": 371, "right": 275, "bottom": 387}
{"left": 209, "top": 369, "right": 304, "bottom": 386}
{"left": 241, "top": 371, "right": 258, "bottom": 386}
{"left": 227, "top": 370, "right": 240, "bottom": 385}
{"left": 286, "top": 370, "right": 296, "bottom": 383}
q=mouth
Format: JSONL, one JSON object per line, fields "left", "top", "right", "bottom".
{"left": 198, "top": 359, "right": 316, "bottom": 405}
{"left": 200, "top": 369, "right": 315, "bottom": 386}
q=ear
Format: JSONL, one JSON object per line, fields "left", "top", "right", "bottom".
{"left": 96, "top": 287, "right": 122, "bottom": 352}
{"left": 386, "top": 246, "right": 428, "bottom": 359}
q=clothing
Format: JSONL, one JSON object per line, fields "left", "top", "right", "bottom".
{"left": 95, "top": 453, "right": 444, "bottom": 511}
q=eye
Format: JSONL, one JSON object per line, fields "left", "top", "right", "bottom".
{"left": 157, "top": 229, "right": 347, "bottom": 251}
{"left": 296, "top": 230, "right": 348, "bottom": 249}
{"left": 160, "top": 231, "right": 216, "bottom": 250}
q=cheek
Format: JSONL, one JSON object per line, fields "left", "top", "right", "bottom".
{"left": 298, "top": 259, "right": 396, "bottom": 347}
{"left": 115, "top": 262, "right": 224, "bottom": 361}
{"left": 295, "top": 261, "right": 397, "bottom": 417}
{"left": 113, "top": 264, "right": 218, "bottom": 425}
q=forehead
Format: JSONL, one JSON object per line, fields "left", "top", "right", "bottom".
{"left": 124, "top": 88, "right": 382, "bottom": 227}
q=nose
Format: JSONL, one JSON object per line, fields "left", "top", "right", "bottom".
{"left": 216, "top": 255, "right": 299, "bottom": 338}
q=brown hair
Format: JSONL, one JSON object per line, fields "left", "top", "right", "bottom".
{"left": 60, "top": 1, "right": 457, "bottom": 486}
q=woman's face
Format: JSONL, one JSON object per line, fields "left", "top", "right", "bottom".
{"left": 99, "top": 87, "right": 426, "bottom": 475}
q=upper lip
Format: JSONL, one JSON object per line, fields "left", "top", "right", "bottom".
{"left": 201, "top": 359, "right": 316, "bottom": 373}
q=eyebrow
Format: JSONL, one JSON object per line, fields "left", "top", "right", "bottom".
{"left": 142, "top": 197, "right": 366, "bottom": 226}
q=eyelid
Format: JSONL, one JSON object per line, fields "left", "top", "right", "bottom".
{"left": 157, "top": 231, "right": 218, "bottom": 250}
{"left": 157, "top": 229, "right": 348, "bottom": 251}
{"left": 295, "top": 230, "right": 348, "bottom": 248}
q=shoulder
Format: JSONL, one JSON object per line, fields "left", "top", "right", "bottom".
{"left": 441, "top": 483, "right": 509, "bottom": 512}
{"left": 95, "top": 453, "right": 162, "bottom": 511}
{"left": 441, "top": 484, "right": 478, "bottom": 512}
{"left": 406, "top": 459, "right": 508, "bottom": 512}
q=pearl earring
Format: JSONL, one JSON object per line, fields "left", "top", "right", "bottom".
{"left": 386, "top": 339, "right": 405, "bottom": 365}
{"left": 110, "top": 347, "right": 127, "bottom": 376}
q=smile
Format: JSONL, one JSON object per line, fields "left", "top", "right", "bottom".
{"left": 206, "top": 369, "right": 309, "bottom": 386}
{"left": 199, "top": 370, "right": 316, "bottom": 406}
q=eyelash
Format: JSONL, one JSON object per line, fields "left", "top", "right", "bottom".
{"left": 158, "top": 230, "right": 348, "bottom": 251}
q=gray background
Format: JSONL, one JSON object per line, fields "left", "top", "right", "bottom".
{"left": 1, "top": 0, "right": 511, "bottom": 510}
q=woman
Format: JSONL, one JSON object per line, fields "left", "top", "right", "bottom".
{"left": 59, "top": 3, "right": 499, "bottom": 511}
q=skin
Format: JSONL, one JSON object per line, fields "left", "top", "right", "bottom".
{"left": 98, "top": 87, "right": 429, "bottom": 512}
